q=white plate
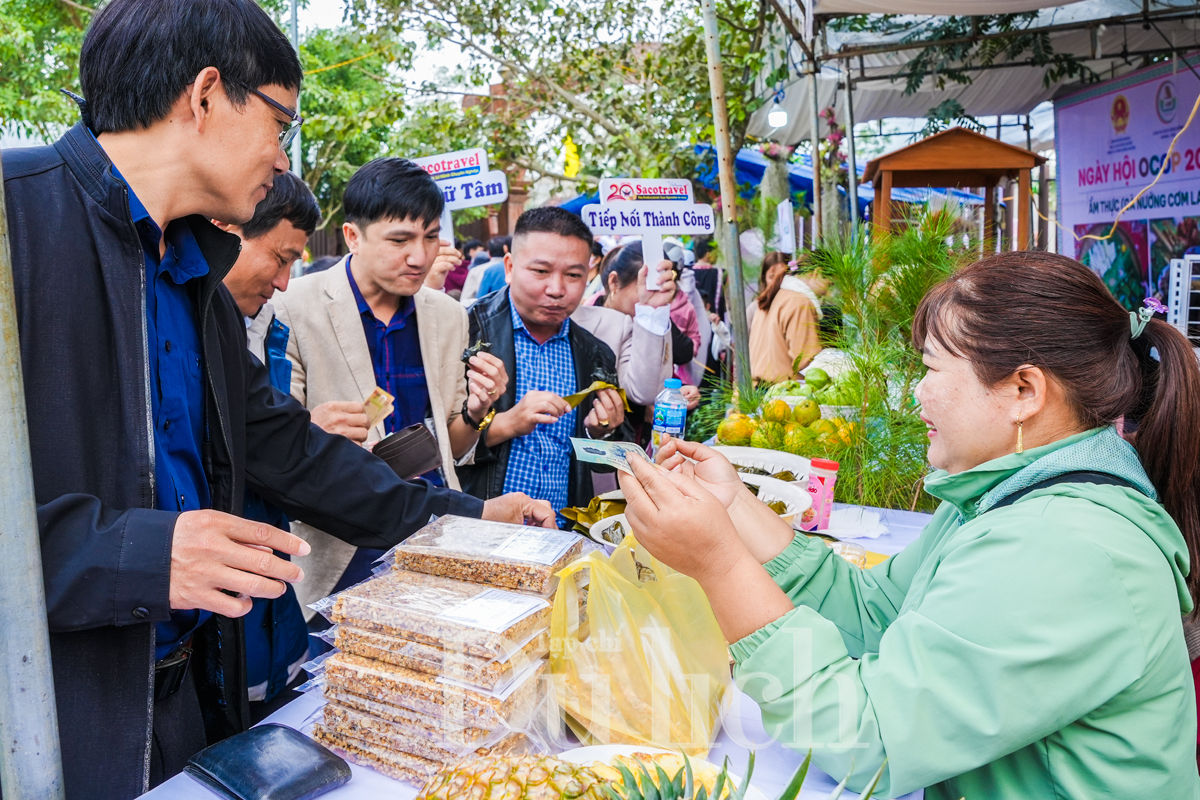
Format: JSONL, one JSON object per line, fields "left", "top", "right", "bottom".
{"left": 737, "top": 474, "right": 812, "bottom": 530}
{"left": 588, "top": 513, "right": 629, "bottom": 547}
{"left": 558, "top": 744, "right": 769, "bottom": 800}
{"left": 709, "top": 446, "right": 810, "bottom": 484}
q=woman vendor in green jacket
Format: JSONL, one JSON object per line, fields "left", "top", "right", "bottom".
{"left": 619, "top": 252, "right": 1200, "bottom": 799}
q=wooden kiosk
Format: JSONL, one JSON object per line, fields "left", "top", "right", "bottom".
{"left": 862, "top": 127, "right": 1047, "bottom": 249}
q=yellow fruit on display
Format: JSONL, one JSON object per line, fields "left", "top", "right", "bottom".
{"left": 831, "top": 418, "right": 857, "bottom": 446}
{"left": 815, "top": 432, "right": 840, "bottom": 448}
{"left": 808, "top": 418, "right": 838, "bottom": 436}
{"left": 792, "top": 399, "right": 821, "bottom": 426}
{"left": 750, "top": 421, "right": 784, "bottom": 450}
{"left": 761, "top": 399, "right": 792, "bottom": 425}
{"left": 415, "top": 737, "right": 882, "bottom": 800}
{"left": 784, "top": 428, "right": 809, "bottom": 455}
{"left": 716, "top": 413, "right": 756, "bottom": 446}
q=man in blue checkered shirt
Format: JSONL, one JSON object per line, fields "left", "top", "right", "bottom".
{"left": 459, "top": 208, "right": 633, "bottom": 520}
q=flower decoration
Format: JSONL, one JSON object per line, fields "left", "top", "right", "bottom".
{"left": 1143, "top": 297, "right": 1168, "bottom": 315}
{"left": 760, "top": 142, "right": 794, "bottom": 161}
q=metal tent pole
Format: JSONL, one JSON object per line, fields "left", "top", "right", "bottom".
{"left": 809, "top": 65, "right": 822, "bottom": 246}
{"left": 699, "top": 0, "right": 751, "bottom": 391}
{"left": 289, "top": 0, "right": 302, "bottom": 180}
{"left": 845, "top": 77, "right": 859, "bottom": 231}
{"left": 0, "top": 149, "right": 66, "bottom": 800}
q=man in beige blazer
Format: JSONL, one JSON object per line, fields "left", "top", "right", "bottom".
{"left": 273, "top": 158, "right": 511, "bottom": 613}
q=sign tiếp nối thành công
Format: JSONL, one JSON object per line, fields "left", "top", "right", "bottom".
{"left": 588, "top": 179, "right": 713, "bottom": 289}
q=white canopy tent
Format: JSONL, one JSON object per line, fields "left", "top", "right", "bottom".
{"left": 750, "top": 0, "right": 1200, "bottom": 143}
{"left": 814, "top": 0, "right": 1087, "bottom": 11}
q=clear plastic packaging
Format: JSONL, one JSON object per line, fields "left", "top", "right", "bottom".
{"left": 323, "top": 685, "right": 488, "bottom": 746}
{"left": 828, "top": 540, "right": 867, "bottom": 568}
{"left": 322, "top": 651, "right": 547, "bottom": 729}
{"left": 310, "top": 568, "right": 551, "bottom": 659}
{"left": 329, "top": 625, "right": 548, "bottom": 691}
{"left": 312, "top": 724, "right": 443, "bottom": 786}
{"left": 321, "top": 702, "right": 530, "bottom": 764}
{"left": 385, "top": 515, "right": 584, "bottom": 593}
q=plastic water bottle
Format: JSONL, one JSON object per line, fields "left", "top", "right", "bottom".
{"left": 651, "top": 378, "right": 688, "bottom": 456}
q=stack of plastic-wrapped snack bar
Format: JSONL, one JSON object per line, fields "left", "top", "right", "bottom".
{"left": 306, "top": 516, "right": 586, "bottom": 784}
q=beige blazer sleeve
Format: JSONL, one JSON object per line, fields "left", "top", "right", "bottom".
{"left": 271, "top": 260, "right": 387, "bottom": 441}
{"left": 271, "top": 269, "right": 472, "bottom": 616}
{"left": 413, "top": 287, "right": 470, "bottom": 485}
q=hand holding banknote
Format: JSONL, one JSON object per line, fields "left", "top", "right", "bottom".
{"left": 362, "top": 387, "right": 395, "bottom": 429}
{"left": 570, "top": 437, "right": 652, "bottom": 476}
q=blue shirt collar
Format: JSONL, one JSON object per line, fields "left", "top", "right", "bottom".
{"left": 346, "top": 256, "right": 414, "bottom": 325}
{"left": 109, "top": 164, "right": 209, "bottom": 284}
{"left": 509, "top": 295, "right": 570, "bottom": 342}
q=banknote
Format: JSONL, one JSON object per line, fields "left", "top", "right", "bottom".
{"left": 364, "top": 387, "right": 395, "bottom": 429}
{"left": 562, "top": 380, "right": 630, "bottom": 411}
{"left": 570, "top": 437, "right": 651, "bottom": 476}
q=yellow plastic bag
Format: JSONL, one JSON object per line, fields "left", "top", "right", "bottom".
{"left": 550, "top": 535, "right": 730, "bottom": 757}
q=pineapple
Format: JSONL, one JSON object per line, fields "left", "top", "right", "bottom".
{"left": 418, "top": 755, "right": 611, "bottom": 800}
{"left": 415, "top": 750, "right": 886, "bottom": 800}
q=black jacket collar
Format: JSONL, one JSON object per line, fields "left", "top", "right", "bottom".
{"left": 53, "top": 122, "right": 243, "bottom": 288}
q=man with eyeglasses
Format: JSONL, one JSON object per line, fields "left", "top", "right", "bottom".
{"left": 0, "top": 1, "right": 551, "bottom": 797}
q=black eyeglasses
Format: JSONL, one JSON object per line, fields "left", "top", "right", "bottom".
{"left": 235, "top": 83, "right": 303, "bottom": 150}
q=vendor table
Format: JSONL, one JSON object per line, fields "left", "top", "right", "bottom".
{"left": 141, "top": 506, "right": 930, "bottom": 800}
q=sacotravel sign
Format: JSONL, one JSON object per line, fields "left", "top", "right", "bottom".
{"left": 440, "top": 170, "right": 510, "bottom": 211}
{"left": 581, "top": 198, "right": 715, "bottom": 290}
{"left": 410, "top": 148, "right": 509, "bottom": 236}
{"left": 1055, "top": 55, "right": 1200, "bottom": 309}
{"left": 411, "top": 148, "right": 488, "bottom": 182}
{"left": 599, "top": 178, "right": 694, "bottom": 204}
{"left": 580, "top": 202, "right": 715, "bottom": 234}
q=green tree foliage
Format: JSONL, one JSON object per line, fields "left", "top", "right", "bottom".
{"left": 823, "top": 13, "right": 1097, "bottom": 128}
{"left": 353, "top": 0, "right": 787, "bottom": 192}
{"left": 2, "top": 0, "right": 787, "bottom": 228}
{"left": 0, "top": 0, "right": 92, "bottom": 139}
{"left": 294, "top": 27, "right": 412, "bottom": 225}
{"left": 890, "top": 13, "right": 1096, "bottom": 96}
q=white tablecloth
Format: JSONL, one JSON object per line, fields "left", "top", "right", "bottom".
{"left": 141, "top": 506, "right": 930, "bottom": 800}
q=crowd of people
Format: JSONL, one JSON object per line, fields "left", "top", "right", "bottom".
{"left": 0, "top": 1, "right": 796, "bottom": 794}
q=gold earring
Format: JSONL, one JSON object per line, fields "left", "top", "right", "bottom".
{"left": 1016, "top": 416, "right": 1024, "bottom": 454}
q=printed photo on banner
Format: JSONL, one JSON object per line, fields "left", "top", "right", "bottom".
{"left": 1055, "top": 53, "right": 1200, "bottom": 312}
{"left": 1149, "top": 217, "right": 1200, "bottom": 300}
{"left": 1074, "top": 221, "right": 1149, "bottom": 311}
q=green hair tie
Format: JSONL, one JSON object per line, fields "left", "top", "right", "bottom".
{"left": 1130, "top": 297, "right": 1167, "bottom": 340}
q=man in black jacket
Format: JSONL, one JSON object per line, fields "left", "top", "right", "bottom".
{"left": 460, "top": 208, "right": 633, "bottom": 515}
{"left": 1, "top": 1, "right": 550, "bottom": 797}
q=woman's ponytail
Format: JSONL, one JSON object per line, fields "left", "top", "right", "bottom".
{"left": 1129, "top": 320, "right": 1200, "bottom": 610}
{"left": 911, "top": 251, "right": 1200, "bottom": 611}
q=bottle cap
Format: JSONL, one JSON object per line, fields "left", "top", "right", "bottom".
{"left": 664, "top": 378, "right": 683, "bottom": 389}
{"left": 810, "top": 458, "right": 840, "bottom": 471}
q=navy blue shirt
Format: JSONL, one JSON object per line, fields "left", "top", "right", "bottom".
{"left": 114, "top": 167, "right": 213, "bottom": 660}
{"left": 339, "top": 258, "right": 440, "bottom": 588}
{"left": 345, "top": 259, "right": 437, "bottom": 448}
{"left": 502, "top": 302, "right": 577, "bottom": 522}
